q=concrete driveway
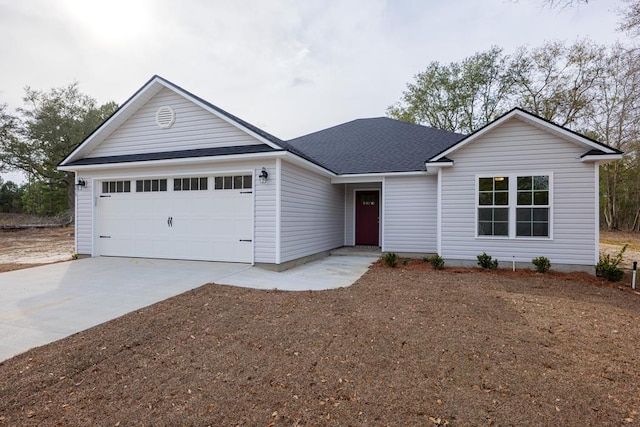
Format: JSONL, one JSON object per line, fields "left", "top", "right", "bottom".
{"left": 0, "top": 255, "right": 376, "bottom": 362}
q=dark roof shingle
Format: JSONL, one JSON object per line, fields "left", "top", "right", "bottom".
{"left": 65, "top": 144, "right": 278, "bottom": 166}
{"left": 286, "top": 117, "right": 466, "bottom": 174}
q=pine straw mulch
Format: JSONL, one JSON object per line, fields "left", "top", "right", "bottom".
{"left": 1, "top": 260, "right": 639, "bottom": 426}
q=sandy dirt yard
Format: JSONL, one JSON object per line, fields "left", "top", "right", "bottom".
{"left": 600, "top": 230, "right": 640, "bottom": 269}
{"left": 0, "top": 227, "right": 74, "bottom": 272}
{"left": 0, "top": 263, "right": 638, "bottom": 426}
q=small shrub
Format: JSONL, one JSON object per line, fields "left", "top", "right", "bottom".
{"left": 599, "top": 263, "right": 624, "bottom": 282}
{"left": 427, "top": 254, "right": 445, "bottom": 270}
{"left": 382, "top": 252, "right": 398, "bottom": 268}
{"left": 532, "top": 256, "right": 551, "bottom": 274}
{"left": 477, "top": 252, "right": 498, "bottom": 269}
{"left": 72, "top": 253, "right": 79, "bottom": 260}
{"left": 402, "top": 258, "right": 410, "bottom": 266}
{"left": 596, "top": 244, "right": 627, "bottom": 282}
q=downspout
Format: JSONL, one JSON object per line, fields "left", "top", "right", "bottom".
{"left": 436, "top": 167, "right": 442, "bottom": 256}
{"left": 594, "top": 162, "right": 600, "bottom": 266}
{"left": 74, "top": 171, "right": 79, "bottom": 255}
{"left": 275, "top": 158, "right": 281, "bottom": 265}
{"left": 344, "top": 184, "right": 348, "bottom": 246}
{"left": 380, "top": 177, "right": 385, "bottom": 250}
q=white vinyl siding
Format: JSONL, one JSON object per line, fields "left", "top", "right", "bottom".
{"left": 384, "top": 175, "right": 437, "bottom": 253}
{"left": 344, "top": 183, "right": 382, "bottom": 246}
{"left": 254, "top": 162, "right": 277, "bottom": 264}
{"left": 76, "top": 177, "right": 94, "bottom": 255}
{"left": 87, "top": 88, "right": 262, "bottom": 158}
{"left": 440, "top": 118, "right": 596, "bottom": 265}
{"left": 279, "top": 161, "right": 344, "bottom": 262}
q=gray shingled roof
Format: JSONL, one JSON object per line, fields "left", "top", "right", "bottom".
{"left": 286, "top": 117, "right": 466, "bottom": 174}
{"left": 65, "top": 144, "right": 278, "bottom": 166}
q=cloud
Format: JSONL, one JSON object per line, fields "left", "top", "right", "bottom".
{"left": 0, "top": 0, "right": 624, "bottom": 142}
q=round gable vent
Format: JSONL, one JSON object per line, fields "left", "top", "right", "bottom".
{"left": 156, "top": 106, "right": 176, "bottom": 129}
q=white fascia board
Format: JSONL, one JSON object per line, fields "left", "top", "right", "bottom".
{"left": 431, "top": 109, "right": 619, "bottom": 161}
{"left": 580, "top": 154, "right": 623, "bottom": 163}
{"left": 58, "top": 151, "right": 288, "bottom": 172}
{"left": 425, "top": 161, "right": 454, "bottom": 171}
{"left": 331, "top": 171, "right": 427, "bottom": 184}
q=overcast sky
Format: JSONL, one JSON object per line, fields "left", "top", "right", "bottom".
{"left": 0, "top": 1, "right": 627, "bottom": 147}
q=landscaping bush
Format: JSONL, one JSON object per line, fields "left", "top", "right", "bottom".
{"left": 532, "top": 256, "right": 551, "bottom": 274}
{"left": 402, "top": 258, "right": 410, "bottom": 266}
{"left": 599, "top": 263, "right": 624, "bottom": 282}
{"left": 595, "top": 244, "right": 627, "bottom": 282}
{"left": 382, "top": 252, "right": 398, "bottom": 268}
{"left": 477, "top": 252, "right": 498, "bottom": 269}
{"left": 427, "top": 254, "right": 445, "bottom": 270}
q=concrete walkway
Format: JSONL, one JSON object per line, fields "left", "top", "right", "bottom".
{"left": 0, "top": 255, "right": 377, "bottom": 362}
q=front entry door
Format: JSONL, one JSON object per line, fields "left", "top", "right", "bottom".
{"left": 355, "top": 191, "right": 379, "bottom": 246}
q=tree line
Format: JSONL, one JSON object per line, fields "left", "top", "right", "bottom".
{"left": 0, "top": 84, "right": 117, "bottom": 217}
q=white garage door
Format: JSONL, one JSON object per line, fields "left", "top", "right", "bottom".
{"left": 96, "top": 175, "right": 253, "bottom": 263}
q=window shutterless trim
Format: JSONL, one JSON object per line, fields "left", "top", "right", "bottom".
{"left": 173, "top": 177, "right": 208, "bottom": 191}
{"left": 101, "top": 180, "right": 131, "bottom": 194}
{"left": 475, "top": 172, "right": 553, "bottom": 240}
{"left": 135, "top": 179, "right": 168, "bottom": 192}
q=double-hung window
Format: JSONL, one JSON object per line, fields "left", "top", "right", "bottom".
{"left": 477, "top": 174, "right": 551, "bottom": 239}
{"left": 478, "top": 177, "right": 509, "bottom": 236}
{"left": 516, "top": 176, "right": 550, "bottom": 237}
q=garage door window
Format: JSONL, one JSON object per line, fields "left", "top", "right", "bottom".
{"left": 174, "top": 177, "right": 208, "bottom": 191}
{"left": 102, "top": 180, "right": 131, "bottom": 193}
{"left": 136, "top": 179, "right": 167, "bottom": 192}
{"left": 214, "top": 175, "right": 252, "bottom": 190}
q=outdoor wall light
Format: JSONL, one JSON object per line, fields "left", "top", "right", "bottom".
{"left": 76, "top": 178, "right": 86, "bottom": 190}
{"left": 258, "top": 167, "right": 269, "bottom": 183}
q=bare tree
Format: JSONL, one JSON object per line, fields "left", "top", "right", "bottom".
{"left": 387, "top": 47, "right": 518, "bottom": 133}
{"left": 588, "top": 44, "right": 640, "bottom": 229}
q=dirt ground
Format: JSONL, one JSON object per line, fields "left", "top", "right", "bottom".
{"left": 600, "top": 230, "right": 640, "bottom": 269}
{"left": 0, "top": 261, "right": 639, "bottom": 426}
{"left": 0, "top": 227, "right": 74, "bottom": 272}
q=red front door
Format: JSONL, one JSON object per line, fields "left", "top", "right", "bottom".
{"left": 355, "top": 191, "right": 379, "bottom": 246}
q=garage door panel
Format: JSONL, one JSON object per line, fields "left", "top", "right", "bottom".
{"left": 189, "top": 197, "right": 214, "bottom": 213}
{"left": 150, "top": 238, "right": 174, "bottom": 258}
{"left": 234, "top": 196, "right": 253, "bottom": 212}
{"left": 179, "top": 218, "right": 211, "bottom": 237}
{"left": 97, "top": 178, "right": 254, "bottom": 263}
{"left": 212, "top": 241, "right": 251, "bottom": 262}
{"left": 134, "top": 218, "right": 155, "bottom": 235}
{"left": 173, "top": 239, "right": 213, "bottom": 261}
{"left": 134, "top": 239, "right": 154, "bottom": 257}
{"left": 234, "top": 218, "right": 253, "bottom": 237}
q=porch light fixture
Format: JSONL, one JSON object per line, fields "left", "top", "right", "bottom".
{"left": 76, "top": 178, "right": 86, "bottom": 190}
{"left": 258, "top": 167, "right": 269, "bottom": 183}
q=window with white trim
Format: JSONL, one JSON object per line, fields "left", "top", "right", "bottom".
{"left": 214, "top": 175, "right": 252, "bottom": 190}
{"left": 477, "top": 174, "right": 551, "bottom": 239}
{"left": 174, "top": 177, "right": 208, "bottom": 191}
{"left": 136, "top": 179, "right": 167, "bottom": 192}
{"left": 102, "top": 180, "right": 130, "bottom": 193}
{"left": 516, "top": 176, "right": 550, "bottom": 237}
{"left": 478, "top": 177, "right": 509, "bottom": 236}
